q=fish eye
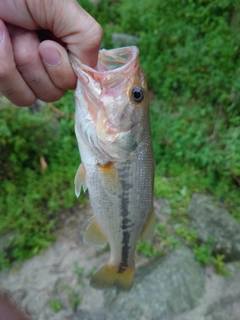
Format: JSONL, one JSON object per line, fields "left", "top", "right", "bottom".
{"left": 132, "top": 87, "right": 144, "bottom": 103}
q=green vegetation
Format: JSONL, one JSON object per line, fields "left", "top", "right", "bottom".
{"left": 61, "top": 284, "right": 81, "bottom": 312}
{"left": 49, "top": 263, "right": 85, "bottom": 312}
{"left": 49, "top": 299, "right": 63, "bottom": 313}
{"left": 0, "top": 94, "right": 84, "bottom": 268}
{"left": 137, "top": 222, "right": 180, "bottom": 258}
{"left": 1, "top": 0, "right": 240, "bottom": 270}
{"left": 74, "top": 262, "right": 85, "bottom": 285}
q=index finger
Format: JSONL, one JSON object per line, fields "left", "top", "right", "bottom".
{"left": 55, "top": 1, "right": 103, "bottom": 67}
{"left": 0, "top": 0, "right": 103, "bottom": 67}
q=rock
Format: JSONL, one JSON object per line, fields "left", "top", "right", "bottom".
{"left": 103, "top": 246, "right": 204, "bottom": 320}
{"left": 0, "top": 231, "right": 106, "bottom": 320}
{"left": 70, "top": 307, "right": 106, "bottom": 320}
{"left": 205, "top": 266, "right": 240, "bottom": 320}
{"left": 2, "top": 197, "right": 240, "bottom": 320}
{"left": 70, "top": 307, "right": 92, "bottom": 320}
{"left": 189, "top": 193, "right": 240, "bottom": 260}
{"left": 154, "top": 197, "right": 171, "bottom": 216}
{"left": 164, "top": 263, "right": 240, "bottom": 320}
{"left": 112, "top": 33, "right": 139, "bottom": 47}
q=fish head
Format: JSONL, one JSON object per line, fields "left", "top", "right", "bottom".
{"left": 70, "top": 46, "right": 149, "bottom": 162}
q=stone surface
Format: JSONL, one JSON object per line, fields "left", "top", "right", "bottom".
{"left": 1, "top": 196, "right": 240, "bottom": 320}
{"left": 154, "top": 197, "right": 172, "bottom": 216}
{"left": 104, "top": 246, "right": 204, "bottom": 320}
{"left": 164, "top": 262, "right": 240, "bottom": 320}
{"left": 189, "top": 193, "right": 240, "bottom": 260}
{"left": 0, "top": 203, "right": 106, "bottom": 320}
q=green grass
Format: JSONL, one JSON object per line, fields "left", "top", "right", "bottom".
{"left": 49, "top": 299, "right": 63, "bottom": 313}
{"left": 0, "top": 93, "right": 85, "bottom": 268}
{"left": 1, "top": 0, "right": 240, "bottom": 270}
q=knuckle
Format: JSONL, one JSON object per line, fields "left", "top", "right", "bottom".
{"left": 0, "top": 64, "right": 13, "bottom": 80}
{"left": 15, "top": 96, "right": 37, "bottom": 107}
{"left": 90, "top": 22, "right": 103, "bottom": 46}
{"left": 19, "top": 93, "right": 37, "bottom": 106}
{"left": 40, "top": 87, "right": 64, "bottom": 102}
{"left": 1, "top": 90, "right": 36, "bottom": 107}
{"left": 14, "top": 50, "right": 36, "bottom": 68}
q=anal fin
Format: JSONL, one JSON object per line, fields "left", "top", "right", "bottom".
{"left": 84, "top": 217, "right": 108, "bottom": 249}
{"left": 90, "top": 262, "right": 134, "bottom": 291}
{"left": 74, "top": 163, "right": 87, "bottom": 197}
{"left": 140, "top": 208, "right": 155, "bottom": 242}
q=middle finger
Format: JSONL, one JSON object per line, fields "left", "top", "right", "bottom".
{"left": 10, "top": 28, "right": 64, "bottom": 102}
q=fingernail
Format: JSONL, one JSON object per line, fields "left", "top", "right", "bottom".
{"left": 41, "top": 47, "right": 62, "bottom": 66}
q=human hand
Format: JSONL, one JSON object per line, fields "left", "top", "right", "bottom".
{"left": 0, "top": 293, "right": 29, "bottom": 320}
{"left": 0, "top": 0, "right": 103, "bottom": 106}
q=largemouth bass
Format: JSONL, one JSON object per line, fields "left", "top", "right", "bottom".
{"left": 70, "top": 46, "right": 155, "bottom": 291}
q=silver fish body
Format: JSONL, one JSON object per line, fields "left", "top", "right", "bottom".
{"left": 70, "top": 46, "right": 155, "bottom": 290}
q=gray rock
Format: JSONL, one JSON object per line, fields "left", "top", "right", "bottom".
{"left": 112, "top": 33, "right": 139, "bottom": 47}
{"left": 70, "top": 307, "right": 92, "bottom": 320}
{"left": 104, "top": 246, "right": 204, "bottom": 320}
{"left": 70, "top": 307, "right": 106, "bottom": 320}
{"left": 206, "top": 299, "right": 240, "bottom": 320}
{"left": 154, "top": 197, "right": 171, "bottom": 216}
{"left": 11, "top": 289, "right": 27, "bottom": 305}
{"left": 205, "top": 267, "right": 240, "bottom": 320}
{"left": 161, "top": 263, "right": 240, "bottom": 320}
{"left": 189, "top": 193, "right": 240, "bottom": 260}
{"left": 2, "top": 197, "right": 240, "bottom": 320}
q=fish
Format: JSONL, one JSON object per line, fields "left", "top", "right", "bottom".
{"left": 70, "top": 46, "right": 155, "bottom": 291}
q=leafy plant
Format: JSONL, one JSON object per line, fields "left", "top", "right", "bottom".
{"left": 74, "top": 262, "right": 85, "bottom": 285}
{"left": 137, "top": 222, "right": 180, "bottom": 258}
{"left": 0, "top": 93, "right": 84, "bottom": 268}
{"left": 213, "top": 254, "right": 228, "bottom": 275}
{"left": 49, "top": 299, "right": 63, "bottom": 313}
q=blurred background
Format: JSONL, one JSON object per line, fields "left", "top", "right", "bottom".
{"left": 0, "top": 0, "right": 240, "bottom": 276}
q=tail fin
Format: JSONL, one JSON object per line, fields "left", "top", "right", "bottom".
{"left": 90, "top": 263, "right": 134, "bottom": 291}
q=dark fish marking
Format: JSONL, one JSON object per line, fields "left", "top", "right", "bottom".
{"left": 118, "top": 230, "right": 131, "bottom": 273}
{"left": 117, "top": 163, "right": 133, "bottom": 273}
{"left": 122, "top": 217, "right": 131, "bottom": 229}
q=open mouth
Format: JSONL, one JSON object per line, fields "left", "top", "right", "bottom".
{"left": 97, "top": 46, "right": 138, "bottom": 72}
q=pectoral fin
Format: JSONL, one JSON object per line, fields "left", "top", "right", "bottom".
{"left": 74, "top": 163, "right": 87, "bottom": 197}
{"left": 84, "top": 217, "right": 108, "bottom": 249}
{"left": 97, "top": 162, "right": 120, "bottom": 194}
{"left": 140, "top": 208, "right": 155, "bottom": 242}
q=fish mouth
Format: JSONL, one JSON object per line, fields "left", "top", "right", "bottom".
{"left": 97, "top": 46, "right": 139, "bottom": 72}
{"left": 69, "top": 46, "right": 139, "bottom": 80}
